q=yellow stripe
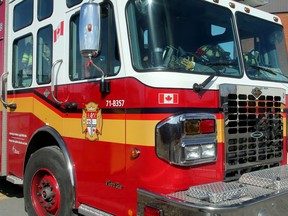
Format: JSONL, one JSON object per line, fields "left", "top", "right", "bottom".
{"left": 126, "top": 120, "right": 158, "bottom": 146}
{"left": 8, "top": 96, "right": 226, "bottom": 147}
{"left": 14, "top": 96, "right": 288, "bottom": 148}
{"left": 9, "top": 96, "right": 126, "bottom": 143}
{"left": 216, "top": 119, "right": 224, "bottom": 143}
{"left": 126, "top": 119, "right": 225, "bottom": 147}
{"left": 283, "top": 117, "right": 286, "bottom": 137}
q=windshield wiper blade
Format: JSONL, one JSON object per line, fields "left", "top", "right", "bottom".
{"left": 207, "top": 62, "right": 237, "bottom": 67}
{"left": 193, "top": 63, "right": 233, "bottom": 93}
{"left": 249, "top": 65, "right": 277, "bottom": 75}
{"left": 192, "top": 62, "right": 235, "bottom": 92}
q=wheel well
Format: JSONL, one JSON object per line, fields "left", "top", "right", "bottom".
{"left": 23, "top": 127, "right": 76, "bottom": 210}
{"left": 24, "top": 130, "right": 59, "bottom": 172}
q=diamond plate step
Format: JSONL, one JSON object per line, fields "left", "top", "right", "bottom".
{"left": 239, "top": 165, "right": 288, "bottom": 190}
{"left": 186, "top": 182, "right": 247, "bottom": 203}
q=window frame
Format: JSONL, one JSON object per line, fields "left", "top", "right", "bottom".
{"left": 13, "top": 0, "right": 34, "bottom": 32}
{"left": 37, "top": 0, "right": 53, "bottom": 21}
{"left": 12, "top": 34, "right": 33, "bottom": 88}
{"left": 36, "top": 25, "right": 53, "bottom": 85}
{"left": 69, "top": 3, "right": 120, "bottom": 81}
{"left": 66, "top": 0, "right": 82, "bottom": 8}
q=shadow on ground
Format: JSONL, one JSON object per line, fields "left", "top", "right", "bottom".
{"left": 0, "top": 177, "right": 24, "bottom": 198}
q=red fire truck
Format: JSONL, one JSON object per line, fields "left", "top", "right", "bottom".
{"left": 1, "top": 0, "right": 288, "bottom": 215}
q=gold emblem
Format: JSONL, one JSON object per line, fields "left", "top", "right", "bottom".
{"left": 82, "top": 102, "right": 103, "bottom": 141}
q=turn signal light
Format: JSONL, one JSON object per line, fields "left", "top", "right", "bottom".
{"left": 185, "top": 119, "right": 215, "bottom": 135}
{"left": 200, "top": 119, "right": 215, "bottom": 134}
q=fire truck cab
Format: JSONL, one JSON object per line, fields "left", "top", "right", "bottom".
{"left": 1, "top": 0, "right": 288, "bottom": 215}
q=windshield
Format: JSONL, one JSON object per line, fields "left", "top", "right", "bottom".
{"left": 127, "top": 0, "right": 288, "bottom": 82}
{"left": 237, "top": 12, "right": 288, "bottom": 82}
{"left": 127, "top": 0, "right": 241, "bottom": 76}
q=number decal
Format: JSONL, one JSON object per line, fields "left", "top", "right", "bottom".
{"left": 106, "top": 100, "right": 125, "bottom": 107}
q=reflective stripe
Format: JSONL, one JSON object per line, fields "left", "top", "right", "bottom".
{"left": 22, "top": 53, "right": 32, "bottom": 66}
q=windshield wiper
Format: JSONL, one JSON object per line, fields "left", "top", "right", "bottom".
{"left": 193, "top": 62, "right": 235, "bottom": 92}
{"left": 193, "top": 72, "right": 216, "bottom": 93}
{"left": 192, "top": 63, "right": 235, "bottom": 93}
{"left": 207, "top": 62, "right": 237, "bottom": 67}
{"left": 249, "top": 65, "right": 277, "bottom": 75}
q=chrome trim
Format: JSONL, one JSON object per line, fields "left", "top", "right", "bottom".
{"left": 0, "top": 72, "right": 7, "bottom": 176}
{"left": 0, "top": 72, "right": 15, "bottom": 109}
{"left": 51, "top": 59, "right": 67, "bottom": 105}
{"left": 250, "top": 131, "right": 264, "bottom": 139}
{"left": 6, "top": 175, "right": 23, "bottom": 185}
{"left": 156, "top": 113, "right": 217, "bottom": 166}
{"left": 78, "top": 204, "right": 113, "bottom": 216}
{"left": 138, "top": 183, "right": 288, "bottom": 215}
{"left": 0, "top": 72, "right": 8, "bottom": 106}
{"left": 220, "top": 84, "right": 285, "bottom": 181}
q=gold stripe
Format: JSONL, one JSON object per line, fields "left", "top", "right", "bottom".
{"left": 283, "top": 117, "right": 286, "bottom": 137}
{"left": 216, "top": 119, "right": 224, "bottom": 143}
{"left": 126, "top": 119, "right": 224, "bottom": 146}
{"left": 9, "top": 97, "right": 126, "bottom": 143}
{"left": 126, "top": 120, "right": 158, "bottom": 146}
{"left": 8, "top": 96, "right": 225, "bottom": 146}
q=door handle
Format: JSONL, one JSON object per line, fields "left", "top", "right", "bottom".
{"left": 51, "top": 59, "right": 67, "bottom": 105}
{"left": 0, "top": 72, "right": 16, "bottom": 109}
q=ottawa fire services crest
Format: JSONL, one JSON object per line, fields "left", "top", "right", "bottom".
{"left": 82, "top": 102, "right": 103, "bottom": 141}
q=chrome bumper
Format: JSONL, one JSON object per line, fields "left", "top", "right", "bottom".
{"left": 138, "top": 165, "right": 288, "bottom": 216}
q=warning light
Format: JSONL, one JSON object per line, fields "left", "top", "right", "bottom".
{"left": 130, "top": 148, "right": 140, "bottom": 160}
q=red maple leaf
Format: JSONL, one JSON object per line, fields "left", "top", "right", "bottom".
{"left": 165, "top": 95, "right": 172, "bottom": 101}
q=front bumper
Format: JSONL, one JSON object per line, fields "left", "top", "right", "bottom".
{"left": 138, "top": 165, "right": 288, "bottom": 216}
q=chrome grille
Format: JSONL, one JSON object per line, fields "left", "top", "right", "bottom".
{"left": 220, "top": 84, "right": 285, "bottom": 181}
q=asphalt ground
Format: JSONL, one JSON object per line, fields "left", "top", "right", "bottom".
{"left": 0, "top": 177, "right": 27, "bottom": 215}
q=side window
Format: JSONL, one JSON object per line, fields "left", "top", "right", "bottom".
{"left": 69, "top": 4, "right": 120, "bottom": 81}
{"left": 13, "top": 0, "right": 33, "bottom": 31}
{"left": 37, "top": 25, "right": 53, "bottom": 84}
{"left": 38, "top": 0, "right": 53, "bottom": 21}
{"left": 12, "top": 35, "right": 33, "bottom": 88}
{"left": 67, "top": 0, "right": 82, "bottom": 8}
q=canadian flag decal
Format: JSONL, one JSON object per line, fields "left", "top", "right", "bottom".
{"left": 158, "top": 93, "right": 179, "bottom": 104}
{"left": 54, "top": 21, "right": 64, "bottom": 43}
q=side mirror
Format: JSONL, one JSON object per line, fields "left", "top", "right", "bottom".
{"left": 79, "top": 1, "right": 101, "bottom": 58}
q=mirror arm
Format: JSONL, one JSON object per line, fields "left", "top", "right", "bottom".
{"left": 88, "top": 57, "right": 110, "bottom": 94}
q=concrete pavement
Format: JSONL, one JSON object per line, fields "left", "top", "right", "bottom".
{"left": 0, "top": 178, "right": 27, "bottom": 216}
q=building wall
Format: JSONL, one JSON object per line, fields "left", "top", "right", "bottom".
{"left": 258, "top": 1, "right": 288, "bottom": 53}
{"left": 277, "top": 13, "right": 288, "bottom": 53}
{"left": 258, "top": 0, "right": 288, "bottom": 13}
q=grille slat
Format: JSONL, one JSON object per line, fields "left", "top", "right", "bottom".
{"left": 220, "top": 85, "right": 285, "bottom": 181}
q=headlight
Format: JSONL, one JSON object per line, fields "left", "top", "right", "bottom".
{"left": 156, "top": 113, "right": 217, "bottom": 166}
{"left": 185, "top": 145, "right": 201, "bottom": 160}
{"left": 185, "top": 144, "right": 216, "bottom": 161}
{"left": 202, "top": 144, "right": 216, "bottom": 158}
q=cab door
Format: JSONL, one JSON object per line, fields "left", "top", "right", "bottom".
{"left": 65, "top": 2, "right": 126, "bottom": 214}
